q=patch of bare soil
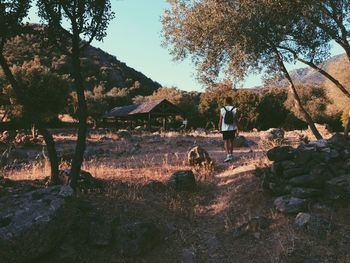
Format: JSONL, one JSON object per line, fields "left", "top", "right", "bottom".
{"left": 2, "top": 129, "right": 350, "bottom": 263}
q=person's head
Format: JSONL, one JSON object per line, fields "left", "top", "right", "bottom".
{"left": 225, "top": 96, "right": 233, "bottom": 105}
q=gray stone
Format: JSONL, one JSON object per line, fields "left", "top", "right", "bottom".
{"left": 0, "top": 186, "right": 75, "bottom": 263}
{"left": 289, "top": 173, "right": 328, "bottom": 188}
{"left": 325, "top": 175, "right": 350, "bottom": 200}
{"left": 282, "top": 167, "right": 308, "bottom": 179}
{"left": 267, "top": 146, "right": 296, "bottom": 162}
{"left": 295, "top": 212, "right": 311, "bottom": 227}
{"left": 274, "top": 196, "right": 307, "bottom": 214}
{"left": 168, "top": 170, "right": 196, "bottom": 191}
{"left": 295, "top": 213, "right": 334, "bottom": 238}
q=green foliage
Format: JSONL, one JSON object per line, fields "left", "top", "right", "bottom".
{"left": 257, "top": 88, "right": 289, "bottom": 130}
{"left": 0, "top": 1, "right": 31, "bottom": 42}
{"left": 285, "top": 84, "right": 332, "bottom": 123}
{"left": 1, "top": 59, "right": 69, "bottom": 122}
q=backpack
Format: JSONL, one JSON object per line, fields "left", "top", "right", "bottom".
{"left": 223, "top": 107, "right": 235, "bottom": 125}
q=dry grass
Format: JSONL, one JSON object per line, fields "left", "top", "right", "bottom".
{"left": 2, "top": 129, "right": 350, "bottom": 263}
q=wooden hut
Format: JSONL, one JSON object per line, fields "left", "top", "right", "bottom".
{"left": 103, "top": 99, "right": 182, "bottom": 131}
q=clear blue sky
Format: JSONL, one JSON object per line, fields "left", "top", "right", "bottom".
{"left": 28, "top": 0, "right": 345, "bottom": 92}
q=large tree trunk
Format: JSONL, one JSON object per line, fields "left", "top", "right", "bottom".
{"left": 69, "top": 36, "right": 88, "bottom": 189}
{"left": 274, "top": 50, "right": 323, "bottom": 140}
{"left": 0, "top": 53, "right": 60, "bottom": 182}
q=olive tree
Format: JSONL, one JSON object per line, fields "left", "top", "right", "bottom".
{"left": 162, "top": 0, "right": 323, "bottom": 139}
{"left": 38, "top": 0, "right": 115, "bottom": 188}
{"left": 0, "top": 0, "right": 62, "bottom": 183}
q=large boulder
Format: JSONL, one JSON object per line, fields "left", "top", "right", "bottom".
{"left": 0, "top": 186, "right": 75, "bottom": 263}
{"left": 267, "top": 146, "right": 296, "bottom": 162}
{"left": 187, "top": 146, "right": 212, "bottom": 168}
{"left": 168, "top": 170, "right": 196, "bottom": 191}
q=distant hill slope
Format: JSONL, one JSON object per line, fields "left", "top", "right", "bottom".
{"left": 2, "top": 25, "right": 161, "bottom": 97}
{"left": 275, "top": 54, "right": 350, "bottom": 113}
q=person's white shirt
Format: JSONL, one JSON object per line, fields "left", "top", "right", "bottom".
{"left": 220, "top": 106, "right": 237, "bottom": 131}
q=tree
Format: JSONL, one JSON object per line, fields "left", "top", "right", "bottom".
{"left": 38, "top": 0, "right": 115, "bottom": 189}
{"left": 1, "top": 59, "right": 69, "bottom": 123}
{"left": 257, "top": 88, "right": 289, "bottom": 130}
{"left": 162, "top": 0, "right": 323, "bottom": 139}
{"left": 0, "top": 0, "right": 62, "bottom": 183}
{"left": 264, "top": 1, "right": 350, "bottom": 101}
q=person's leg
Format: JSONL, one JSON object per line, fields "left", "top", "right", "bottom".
{"left": 345, "top": 116, "right": 350, "bottom": 137}
{"left": 229, "top": 139, "right": 234, "bottom": 155}
{"left": 224, "top": 139, "right": 229, "bottom": 154}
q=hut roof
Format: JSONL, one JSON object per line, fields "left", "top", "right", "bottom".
{"left": 104, "top": 104, "right": 139, "bottom": 118}
{"left": 104, "top": 99, "right": 182, "bottom": 118}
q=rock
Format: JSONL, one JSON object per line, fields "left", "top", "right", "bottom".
{"left": 116, "top": 130, "right": 131, "bottom": 139}
{"left": 57, "top": 169, "right": 102, "bottom": 189}
{"left": 181, "top": 248, "right": 196, "bottom": 263}
{"left": 114, "top": 221, "right": 162, "bottom": 256}
{"left": 187, "top": 146, "right": 213, "bottom": 168}
{"left": 0, "top": 186, "right": 75, "bottom": 263}
{"left": 295, "top": 213, "right": 334, "bottom": 238}
{"left": 262, "top": 128, "right": 285, "bottom": 141}
{"left": 295, "top": 212, "right": 312, "bottom": 227}
{"left": 325, "top": 175, "right": 350, "bottom": 200}
{"left": 267, "top": 146, "right": 296, "bottom": 162}
{"left": 291, "top": 188, "right": 321, "bottom": 198}
{"left": 271, "top": 161, "right": 296, "bottom": 176}
{"left": 232, "top": 135, "right": 256, "bottom": 148}
{"left": 274, "top": 196, "right": 307, "bottom": 214}
{"left": 282, "top": 167, "right": 308, "bottom": 179}
{"left": 168, "top": 170, "right": 196, "bottom": 191}
{"left": 289, "top": 174, "right": 324, "bottom": 188}
{"left": 89, "top": 216, "right": 112, "bottom": 246}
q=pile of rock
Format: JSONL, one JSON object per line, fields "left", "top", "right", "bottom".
{"left": 259, "top": 134, "right": 350, "bottom": 214}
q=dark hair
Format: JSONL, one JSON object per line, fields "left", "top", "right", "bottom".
{"left": 225, "top": 96, "right": 233, "bottom": 105}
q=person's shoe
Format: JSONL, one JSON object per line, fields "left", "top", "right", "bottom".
{"left": 224, "top": 155, "right": 232, "bottom": 162}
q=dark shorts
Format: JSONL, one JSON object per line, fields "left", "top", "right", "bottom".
{"left": 222, "top": 130, "right": 237, "bottom": 140}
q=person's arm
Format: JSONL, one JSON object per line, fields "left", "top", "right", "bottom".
{"left": 233, "top": 109, "right": 240, "bottom": 135}
{"left": 218, "top": 111, "right": 223, "bottom": 132}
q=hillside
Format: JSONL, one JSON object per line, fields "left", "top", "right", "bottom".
{"left": 287, "top": 54, "right": 350, "bottom": 113}
{"left": 2, "top": 25, "right": 161, "bottom": 97}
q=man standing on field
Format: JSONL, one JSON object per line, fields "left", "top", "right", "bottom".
{"left": 218, "top": 96, "right": 239, "bottom": 162}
